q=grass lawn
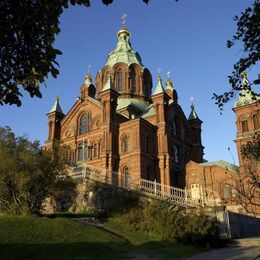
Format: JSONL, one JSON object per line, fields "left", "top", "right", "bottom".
{"left": 0, "top": 214, "right": 128, "bottom": 260}
{"left": 0, "top": 214, "right": 206, "bottom": 259}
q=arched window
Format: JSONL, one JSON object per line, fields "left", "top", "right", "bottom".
{"left": 131, "top": 70, "right": 136, "bottom": 93}
{"left": 117, "top": 69, "right": 123, "bottom": 92}
{"left": 241, "top": 119, "right": 248, "bottom": 132}
{"left": 79, "top": 113, "right": 89, "bottom": 135}
{"left": 123, "top": 167, "right": 130, "bottom": 189}
{"left": 121, "top": 136, "right": 128, "bottom": 153}
{"left": 253, "top": 114, "right": 259, "bottom": 129}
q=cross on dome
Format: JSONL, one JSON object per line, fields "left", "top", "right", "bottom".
{"left": 157, "top": 68, "right": 162, "bottom": 79}
{"left": 121, "top": 13, "right": 127, "bottom": 29}
{"left": 167, "top": 71, "right": 171, "bottom": 80}
{"left": 87, "top": 64, "right": 91, "bottom": 76}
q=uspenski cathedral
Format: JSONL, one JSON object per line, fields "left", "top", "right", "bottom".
{"left": 45, "top": 19, "right": 204, "bottom": 188}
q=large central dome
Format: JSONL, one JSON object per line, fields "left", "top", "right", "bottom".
{"left": 95, "top": 26, "right": 153, "bottom": 108}
{"left": 105, "top": 29, "right": 143, "bottom": 67}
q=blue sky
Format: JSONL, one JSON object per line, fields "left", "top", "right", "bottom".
{"left": 0, "top": 0, "right": 258, "bottom": 165}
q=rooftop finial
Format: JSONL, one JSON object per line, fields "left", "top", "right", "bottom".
{"left": 56, "top": 95, "right": 60, "bottom": 102}
{"left": 84, "top": 64, "right": 92, "bottom": 84}
{"left": 190, "top": 96, "right": 194, "bottom": 105}
{"left": 165, "top": 70, "right": 173, "bottom": 88}
{"left": 167, "top": 71, "right": 171, "bottom": 80}
{"left": 87, "top": 64, "right": 91, "bottom": 76}
{"left": 157, "top": 68, "right": 162, "bottom": 81}
{"left": 121, "top": 13, "right": 127, "bottom": 29}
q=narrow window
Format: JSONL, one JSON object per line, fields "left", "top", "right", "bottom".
{"left": 83, "top": 141, "right": 88, "bottom": 160}
{"left": 118, "top": 69, "right": 122, "bottom": 92}
{"left": 79, "top": 113, "right": 89, "bottom": 135}
{"left": 78, "top": 142, "right": 83, "bottom": 161}
{"left": 122, "top": 136, "right": 128, "bottom": 153}
{"left": 253, "top": 114, "right": 259, "bottom": 129}
{"left": 93, "top": 143, "right": 97, "bottom": 158}
{"left": 131, "top": 70, "right": 136, "bottom": 93}
{"left": 124, "top": 167, "right": 130, "bottom": 189}
{"left": 241, "top": 120, "right": 248, "bottom": 132}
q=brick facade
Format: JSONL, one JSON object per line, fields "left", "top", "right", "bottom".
{"left": 185, "top": 74, "right": 259, "bottom": 214}
{"left": 45, "top": 27, "right": 204, "bottom": 188}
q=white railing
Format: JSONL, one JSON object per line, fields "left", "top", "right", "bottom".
{"left": 69, "top": 164, "right": 211, "bottom": 208}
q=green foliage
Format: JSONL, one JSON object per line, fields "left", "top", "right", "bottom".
{"left": 213, "top": 0, "right": 260, "bottom": 109}
{"left": 241, "top": 133, "right": 260, "bottom": 161}
{"left": 0, "top": 126, "right": 76, "bottom": 215}
{"left": 117, "top": 200, "right": 220, "bottom": 247}
{"left": 0, "top": 0, "right": 151, "bottom": 106}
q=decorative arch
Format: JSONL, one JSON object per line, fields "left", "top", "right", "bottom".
{"left": 121, "top": 165, "right": 131, "bottom": 189}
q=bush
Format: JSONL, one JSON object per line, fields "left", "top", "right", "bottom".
{"left": 116, "top": 200, "right": 220, "bottom": 247}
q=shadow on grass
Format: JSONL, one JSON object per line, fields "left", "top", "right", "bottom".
{"left": 0, "top": 242, "right": 129, "bottom": 260}
{"left": 0, "top": 240, "right": 207, "bottom": 260}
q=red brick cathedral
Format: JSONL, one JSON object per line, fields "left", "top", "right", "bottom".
{"left": 45, "top": 24, "right": 204, "bottom": 188}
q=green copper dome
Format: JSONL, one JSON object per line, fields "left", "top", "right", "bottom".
{"left": 105, "top": 29, "right": 143, "bottom": 67}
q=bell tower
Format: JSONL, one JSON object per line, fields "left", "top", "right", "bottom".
{"left": 233, "top": 72, "right": 260, "bottom": 174}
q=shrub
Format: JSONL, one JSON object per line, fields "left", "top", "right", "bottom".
{"left": 116, "top": 199, "right": 220, "bottom": 247}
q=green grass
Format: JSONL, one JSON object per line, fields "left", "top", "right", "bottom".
{"left": 0, "top": 214, "right": 128, "bottom": 260}
{"left": 0, "top": 214, "right": 206, "bottom": 259}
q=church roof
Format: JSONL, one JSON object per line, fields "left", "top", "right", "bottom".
{"left": 117, "top": 97, "right": 150, "bottom": 112}
{"left": 152, "top": 77, "right": 165, "bottom": 95}
{"left": 199, "top": 160, "right": 239, "bottom": 174}
{"left": 188, "top": 103, "right": 199, "bottom": 120}
{"left": 49, "top": 96, "right": 64, "bottom": 115}
{"left": 234, "top": 72, "right": 259, "bottom": 108}
{"left": 141, "top": 104, "right": 156, "bottom": 118}
{"left": 105, "top": 28, "right": 143, "bottom": 67}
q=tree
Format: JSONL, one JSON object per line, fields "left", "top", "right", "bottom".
{"left": 213, "top": 0, "right": 260, "bottom": 109}
{"left": 0, "top": 126, "right": 76, "bottom": 215}
{"left": 0, "top": 0, "right": 150, "bottom": 106}
{"left": 222, "top": 134, "right": 260, "bottom": 216}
